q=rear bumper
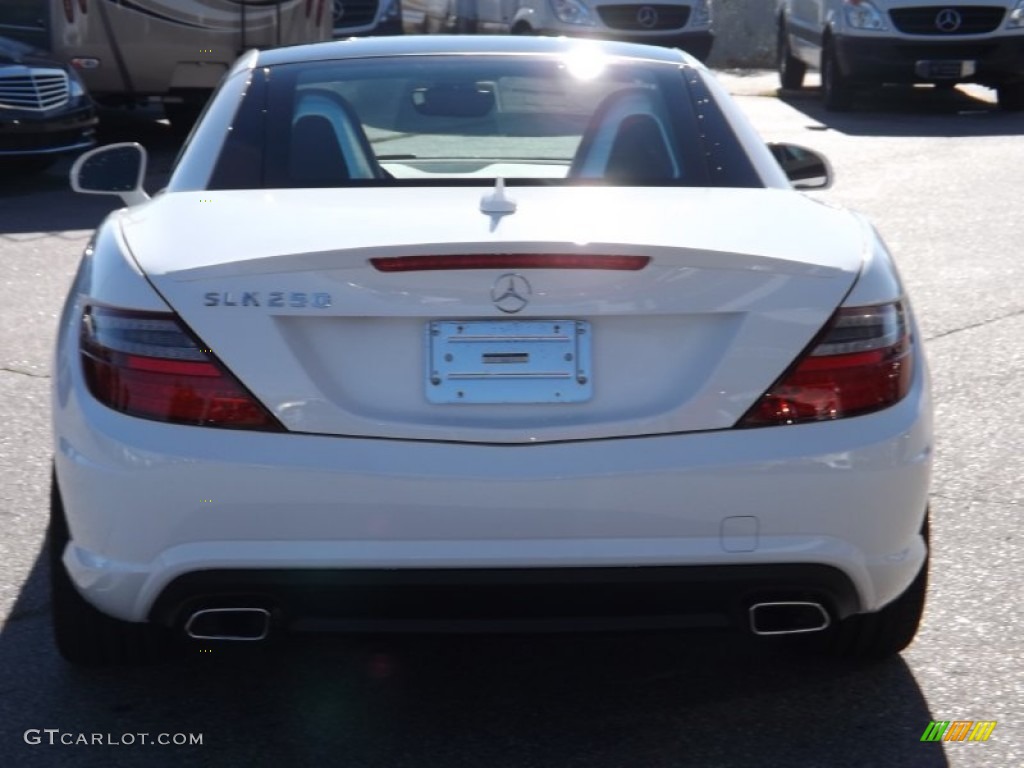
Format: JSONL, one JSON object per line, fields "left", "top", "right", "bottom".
{"left": 834, "top": 34, "right": 1024, "bottom": 85}
{"left": 149, "top": 564, "right": 862, "bottom": 633}
{"left": 54, "top": 341, "right": 931, "bottom": 626}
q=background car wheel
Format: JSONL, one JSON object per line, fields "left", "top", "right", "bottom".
{"left": 821, "top": 38, "right": 854, "bottom": 111}
{"left": 49, "top": 470, "right": 171, "bottom": 665}
{"left": 997, "top": 83, "right": 1024, "bottom": 111}
{"left": 777, "top": 21, "right": 806, "bottom": 90}
{"left": 828, "top": 511, "right": 929, "bottom": 662}
{"left": 511, "top": 22, "right": 534, "bottom": 35}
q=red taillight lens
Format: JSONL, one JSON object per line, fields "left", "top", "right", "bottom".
{"left": 80, "top": 307, "right": 282, "bottom": 430}
{"left": 63, "top": 0, "right": 74, "bottom": 23}
{"left": 738, "top": 302, "right": 913, "bottom": 427}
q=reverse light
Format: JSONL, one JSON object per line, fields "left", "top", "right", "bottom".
{"left": 738, "top": 302, "right": 912, "bottom": 427}
{"left": 80, "top": 307, "right": 282, "bottom": 430}
{"left": 843, "top": 0, "right": 888, "bottom": 31}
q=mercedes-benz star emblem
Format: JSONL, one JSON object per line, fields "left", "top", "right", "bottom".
{"left": 333, "top": 0, "right": 345, "bottom": 22}
{"left": 491, "top": 273, "right": 532, "bottom": 314}
{"left": 935, "top": 8, "right": 962, "bottom": 32}
{"left": 636, "top": 5, "right": 659, "bottom": 28}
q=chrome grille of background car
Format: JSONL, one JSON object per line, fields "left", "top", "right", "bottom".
{"left": 0, "top": 68, "right": 70, "bottom": 110}
{"left": 597, "top": 4, "right": 691, "bottom": 31}
{"left": 333, "top": 0, "right": 379, "bottom": 28}
{"left": 889, "top": 6, "right": 1006, "bottom": 35}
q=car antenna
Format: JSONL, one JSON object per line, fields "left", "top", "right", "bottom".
{"left": 480, "top": 177, "right": 517, "bottom": 215}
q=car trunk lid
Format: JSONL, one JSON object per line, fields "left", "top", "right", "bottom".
{"left": 122, "top": 186, "right": 867, "bottom": 443}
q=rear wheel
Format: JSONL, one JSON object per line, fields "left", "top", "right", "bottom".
{"left": 49, "top": 470, "right": 171, "bottom": 665}
{"left": 829, "top": 512, "right": 929, "bottom": 662}
{"left": 777, "top": 21, "right": 806, "bottom": 90}
{"left": 821, "top": 38, "right": 854, "bottom": 111}
{"left": 997, "top": 83, "right": 1024, "bottom": 111}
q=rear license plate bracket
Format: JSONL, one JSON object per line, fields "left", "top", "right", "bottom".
{"left": 426, "top": 320, "right": 592, "bottom": 404}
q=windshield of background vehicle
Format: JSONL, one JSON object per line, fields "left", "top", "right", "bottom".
{"left": 207, "top": 54, "right": 761, "bottom": 189}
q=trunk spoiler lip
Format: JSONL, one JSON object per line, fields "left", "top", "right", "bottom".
{"left": 154, "top": 243, "right": 849, "bottom": 282}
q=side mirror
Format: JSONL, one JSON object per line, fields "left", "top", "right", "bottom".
{"left": 70, "top": 142, "right": 151, "bottom": 206}
{"left": 767, "top": 143, "right": 833, "bottom": 190}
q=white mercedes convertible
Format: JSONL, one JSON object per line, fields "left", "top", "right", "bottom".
{"left": 54, "top": 36, "right": 932, "bottom": 664}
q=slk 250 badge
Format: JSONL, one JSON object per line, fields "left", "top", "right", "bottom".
{"left": 204, "top": 291, "right": 332, "bottom": 309}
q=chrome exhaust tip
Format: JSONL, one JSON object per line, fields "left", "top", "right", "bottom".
{"left": 749, "top": 601, "right": 831, "bottom": 636}
{"left": 184, "top": 607, "right": 271, "bottom": 641}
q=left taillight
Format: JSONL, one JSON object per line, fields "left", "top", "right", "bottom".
{"left": 80, "top": 306, "right": 282, "bottom": 431}
{"left": 737, "top": 301, "right": 913, "bottom": 427}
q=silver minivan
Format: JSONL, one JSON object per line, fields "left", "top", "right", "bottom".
{"left": 403, "top": 0, "right": 713, "bottom": 61}
{"left": 777, "top": 0, "right": 1024, "bottom": 110}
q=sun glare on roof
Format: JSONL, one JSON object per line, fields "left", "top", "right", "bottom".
{"left": 563, "top": 47, "right": 608, "bottom": 81}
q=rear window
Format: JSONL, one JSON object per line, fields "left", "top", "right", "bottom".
{"left": 209, "top": 54, "right": 760, "bottom": 189}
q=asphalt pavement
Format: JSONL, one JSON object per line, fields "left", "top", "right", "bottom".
{"left": 0, "top": 76, "right": 1021, "bottom": 767}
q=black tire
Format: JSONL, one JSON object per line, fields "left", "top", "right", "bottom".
{"left": 821, "top": 38, "right": 854, "bottom": 111}
{"left": 511, "top": 22, "right": 534, "bottom": 35}
{"left": 777, "top": 21, "right": 806, "bottom": 90}
{"left": 49, "top": 470, "right": 171, "bottom": 665}
{"left": 997, "top": 83, "right": 1024, "bottom": 112}
{"left": 829, "top": 512, "right": 929, "bottom": 662}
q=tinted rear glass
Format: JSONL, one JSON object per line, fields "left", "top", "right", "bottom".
{"left": 209, "top": 54, "right": 760, "bottom": 190}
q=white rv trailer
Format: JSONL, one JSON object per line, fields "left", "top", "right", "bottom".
{"left": 0, "top": 1, "right": 333, "bottom": 127}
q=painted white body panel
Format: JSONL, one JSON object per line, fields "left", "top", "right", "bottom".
{"left": 115, "top": 187, "right": 868, "bottom": 442}
{"left": 54, "top": 353, "right": 931, "bottom": 622}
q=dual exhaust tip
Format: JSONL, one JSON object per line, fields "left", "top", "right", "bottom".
{"left": 183, "top": 602, "right": 832, "bottom": 640}
{"left": 748, "top": 601, "right": 831, "bottom": 636}
{"left": 185, "top": 608, "right": 271, "bottom": 641}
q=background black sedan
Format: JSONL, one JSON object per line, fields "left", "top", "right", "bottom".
{"left": 0, "top": 35, "right": 96, "bottom": 173}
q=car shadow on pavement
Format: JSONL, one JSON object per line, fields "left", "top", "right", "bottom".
{"left": 1, "top": 548, "right": 950, "bottom": 768}
{"left": 777, "top": 83, "right": 1024, "bottom": 138}
{"left": 0, "top": 107, "right": 182, "bottom": 235}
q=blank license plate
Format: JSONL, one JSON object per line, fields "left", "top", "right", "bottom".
{"left": 917, "top": 59, "right": 976, "bottom": 79}
{"left": 426, "top": 320, "right": 592, "bottom": 404}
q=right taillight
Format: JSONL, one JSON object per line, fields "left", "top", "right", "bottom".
{"left": 738, "top": 301, "right": 912, "bottom": 427}
{"left": 80, "top": 306, "right": 282, "bottom": 431}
